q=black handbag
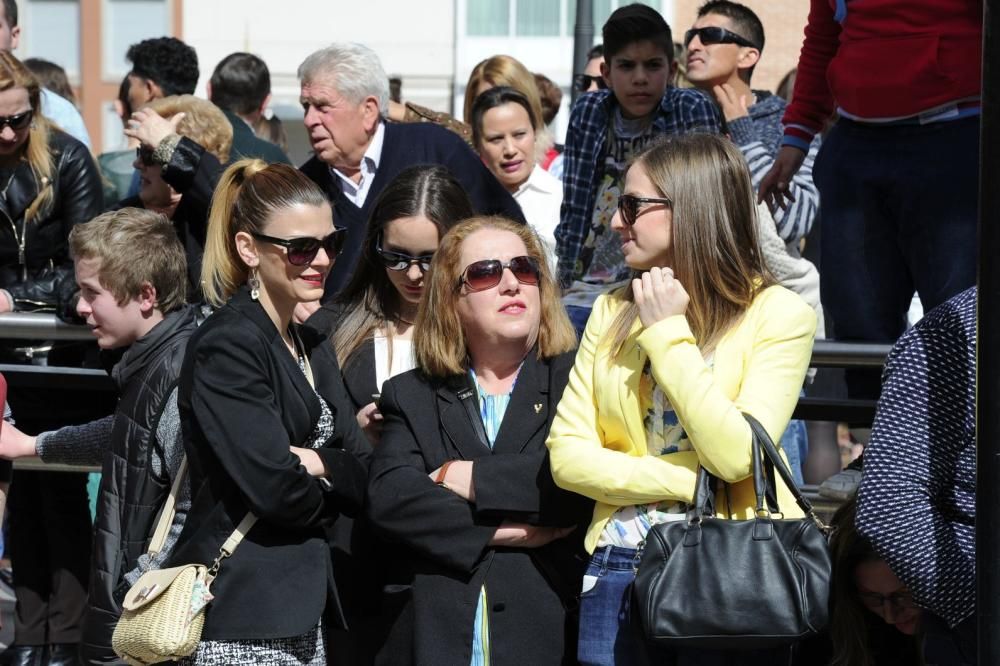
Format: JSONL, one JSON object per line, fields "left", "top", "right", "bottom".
{"left": 632, "top": 413, "right": 831, "bottom": 650}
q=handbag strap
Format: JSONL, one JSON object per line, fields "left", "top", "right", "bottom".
{"left": 146, "top": 455, "right": 189, "bottom": 557}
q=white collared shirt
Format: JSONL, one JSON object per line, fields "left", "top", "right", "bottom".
{"left": 329, "top": 121, "right": 386, "bottom": 208}
{"left": 513, "top": 164, "right": 563, "bottom": 272}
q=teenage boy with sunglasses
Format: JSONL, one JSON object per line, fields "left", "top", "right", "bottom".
{"left": 0, "top": 208, "right": 198, "bottom": 665}
{"left": 556, "top": 4, "right": 721, "bottom": 333}
{"left": 685, "top": 0, "right": 820, "bottom": 246}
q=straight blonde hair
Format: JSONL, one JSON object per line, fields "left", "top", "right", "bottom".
{"left": 463, "top": 55, "right": 545, "bottom": 127}
{"left": 0, "top": 51, "right": 54, "bottom": 225}
{"left": 414, "top": 216, "right": 576, "bottom": 377}
{"left": 606, "top": 134, "right": 775, "bottom": 358}
{"left": 201, "top": 160, "right": 329, "bottom": 306}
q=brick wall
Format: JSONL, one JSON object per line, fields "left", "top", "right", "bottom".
{"left": 671, "top": 0, "right": 809, "bottom": 95}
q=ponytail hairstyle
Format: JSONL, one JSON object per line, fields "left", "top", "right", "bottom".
{"left": 202, "top": 159, "right": 330, "bottom": 306}
{"left": 0, "top": 51, "right": 55, "bottom": 225}
{"left": 605, "top": 133, "right": 775, "bottom": 359}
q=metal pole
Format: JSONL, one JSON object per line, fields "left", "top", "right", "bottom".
{"left": 977, "top": 0, "right": 999, "bottom": 663}
{"left": 571, "top": 0, "right": 594, "bottom": 106}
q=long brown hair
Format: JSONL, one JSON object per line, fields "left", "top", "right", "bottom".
{"left": 414, "top": 216, "right": 576, "bottom": 377}
{"left": 606, "top": 134, "right": 774, "bottom": 358}
{"left": 332, "top": 165, "right": 475, "bottom": 367}
{"left": 0, "top": 51, "right": 55, "bottom": 224}
{"left": 202, "top": 160, "right": 329, "bottom": 306}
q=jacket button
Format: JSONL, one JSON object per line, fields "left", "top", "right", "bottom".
{"left": 492, "top": 602, "right": 505, "bottom": 612}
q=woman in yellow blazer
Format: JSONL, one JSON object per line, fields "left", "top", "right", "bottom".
{"left": 546, "top": 134, "right": 816, "bottom": 666}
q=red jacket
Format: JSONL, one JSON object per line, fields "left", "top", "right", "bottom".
{"left": 783, "top": 0, "right": 982, "bottom": 147}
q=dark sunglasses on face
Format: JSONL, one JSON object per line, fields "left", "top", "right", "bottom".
{"left": 251, "top": 228, "right": 348, "bottom": 266}
{"left": 0, "top": 109, "right": 34, "bottom": 132}
{"left": 135, "top": 146, "right": 156, "bottom": 167}
{"left": 458, "top": 255, "right": 541, "bottom": 292}
{"left": 618, "top": 193, "right": 673, "bottom": 226}
{"left": 573, "top": 74, "right": 607, "bottom": 93}
{"left": 375, "top": 240, "right": 435, "bottom": 272}
{"left": 684, "top": 26, "right": 759, "bottom": 49}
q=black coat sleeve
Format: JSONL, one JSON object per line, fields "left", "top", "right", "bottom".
{"left": 187, "top": 324, "right": 341, "bottom": 528}
{"left": 162, "top": 136, "right": 225, "bottom": 247}
{"left": 367, "top": 378, "right": 497, "bottom": 574}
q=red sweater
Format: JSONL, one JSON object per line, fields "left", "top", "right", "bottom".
{"left": 783, "top": 0, "right": 983, "bottom": 147}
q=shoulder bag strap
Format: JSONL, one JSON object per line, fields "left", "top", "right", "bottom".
{"left": 457, "top": 381, "right": 491, "bottom": 449}
{"left": 146, "top": 455, "right": 188, "bottom": 557}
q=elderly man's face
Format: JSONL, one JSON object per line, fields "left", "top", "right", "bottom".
{"left": 300, "top": 78, "right": 379, "bottom": 172}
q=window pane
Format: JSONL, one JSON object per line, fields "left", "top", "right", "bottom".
{"left": 25, "top": 1, "right": 81, "bottom": 78}
{"left": 516, "top": 0, "right": 559, "bottom": 36}
{"left": 467, "top": 0, "right": 510, "bottom": 36}
{"left": 103, "top": 0, "right": 170, "bottom": 79}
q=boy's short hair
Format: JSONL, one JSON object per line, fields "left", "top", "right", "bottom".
{"left": 603, "top": 4, "right": 673, "bottom": 62}
{"left": 697, "top": 1, "right": 765, "bottom": 54}
{"left": 126, "top": 37, "right": 199, "bottom": 97}
{"left": 69, "top": 208, "right": 188, "bottom": 314}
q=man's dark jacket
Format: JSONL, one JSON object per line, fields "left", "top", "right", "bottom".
{"left": 222, "top": 109, "right": 292, "bottom": 165}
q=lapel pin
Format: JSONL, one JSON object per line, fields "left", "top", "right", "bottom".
{"left": 534, "top": 403, "right": 543, "bottom": 414}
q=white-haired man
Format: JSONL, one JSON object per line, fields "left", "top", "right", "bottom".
{"left": 296, "top": 43, "right": 525, "bottom": 295}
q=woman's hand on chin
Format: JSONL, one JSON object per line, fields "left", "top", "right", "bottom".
{"left": 633, "top": 266, "right": 689, "bottom": 328}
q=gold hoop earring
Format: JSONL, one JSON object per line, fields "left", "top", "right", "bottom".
{"left": 248, "top": 268, "right": 260, "bottom": 301}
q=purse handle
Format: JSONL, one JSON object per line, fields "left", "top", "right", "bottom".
{"left": 688, "top": 414, "right": 829, "bottom": 534}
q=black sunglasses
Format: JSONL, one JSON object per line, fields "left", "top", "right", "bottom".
{"left": 573, "top": 74, "right": 607, "bottom": 93}
{"left": 684, "top": 26, "right": 759, "bottom": 49}
{"left": 0, "top": 109, "right": 34, "bottom": 132}
{"left": 618, "top": 193, "right": 673, "bottom": 226}
{"left": 251, "top": 228, "right": 347, "bottom": 266}
{"left": 458, "top": 255, "right": 541, "bottom": 292}
{"left": 376, "top": 244, "right": 435, "bottom": 272}
{"left": 135, "top": 146, "right": 156, "bottom": 167}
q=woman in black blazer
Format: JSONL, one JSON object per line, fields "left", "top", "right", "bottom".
{"left": 308, "top": 165, "right": 475, "bottom": 442}
{"left": 367, "top": 216, "right": 593, "bottom": 665}
{"left": 166, "top": 160, "right": 368, "bottom": 665}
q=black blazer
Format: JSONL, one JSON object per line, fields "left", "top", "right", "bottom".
{"left": 367, "top": 350, "right": 592, "bottom": 665}
{"left": 167, "top": 286, "right": 370, "bottom": 641}
{"left": 306, "top": 302, "right": 378, "bottom": 412}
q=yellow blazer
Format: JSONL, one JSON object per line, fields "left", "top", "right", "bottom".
{"left": 546, "top": 285, "right": 817, "bottom": 553}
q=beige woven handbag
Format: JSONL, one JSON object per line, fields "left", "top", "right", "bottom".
{"left": 111, "top": 457, "right": 257, "bottom": 665}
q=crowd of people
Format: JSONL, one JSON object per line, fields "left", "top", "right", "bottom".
{"left": 0, "top": 0, "right": 984, "bottom": 663}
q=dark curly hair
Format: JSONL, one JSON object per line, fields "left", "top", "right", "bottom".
{"left": 126, "top": 36, "right": 199, "bottom": 96}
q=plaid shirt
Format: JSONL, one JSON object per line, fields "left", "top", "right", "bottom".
{"left": 555, "top": 88, "right": 722, "bottom": 287}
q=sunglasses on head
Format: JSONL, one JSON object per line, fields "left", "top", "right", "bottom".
{"left": 251, "top": 228, "right": 347, "bottom": 266}
{"left": 375, "top": 239, "right": 435, "bottom": 273}
{"left": 458, "top": 255, "right": 541, "bottom": 293}
{"left": 573, "top": 74, "right": 607, "bottom": 93}
{"left": 618, "top": 193, "right": 673, "bottom": 226}
{"left": 0, "top": 109, "right": 34, "bottom": 132}
{"left": 135, "top": 146, "right": 156, "bottom": 167}
{"left": 684, "top": 26, "right": 759, "bottom": 49}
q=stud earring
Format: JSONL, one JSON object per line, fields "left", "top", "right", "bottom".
{"left": 248, "top": 268, "right": 260, "bottom": 301}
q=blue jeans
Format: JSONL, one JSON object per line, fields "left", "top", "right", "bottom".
{"left": 578, "top": 546, "right": 793, "bottom": 666}
{"left": 780, "top": 418, "right": 808, "bottom": 487}
{"left": 814, "top": 116, "right": 979, "bottom": 400}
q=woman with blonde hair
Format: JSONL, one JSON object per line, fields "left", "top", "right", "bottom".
{"left": 367, "top": 215, "right": 592, "bottom": 664}
{"left": 117, "top": 94, "right": 233, "bottom": 299}
{"left": 165, "top": 159, "right": 369, "bottom": 664}
{"left": 546, "top": 133, "right": 817, "bottom": 665}
{"left": 0, "top": 49, "right": 103, "bottom": 666}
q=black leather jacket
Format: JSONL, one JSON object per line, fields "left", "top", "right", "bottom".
{"left": 0, "top": 129, "right": 103, "bottom": 319}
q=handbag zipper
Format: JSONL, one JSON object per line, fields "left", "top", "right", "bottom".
{"left": 633, "top": 539, "right": 645, "bottom": 572}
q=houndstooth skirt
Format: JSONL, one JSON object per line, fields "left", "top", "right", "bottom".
{"left": 177, "top": 621, "right": 325, "bottom": 665}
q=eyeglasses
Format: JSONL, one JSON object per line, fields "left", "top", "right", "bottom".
{"left": 573, "top": 74, "right": 607, "bottom": 93}
{"left": 251, "top": 228, "right": 347, "bottom": 266}
{"left": 376, "top": 241, "right": 435, "bottom": 273}
{"left": 858, "top": 590, "right": 916, "bottom": 612}
{"left": 458, "top": 255, "right": 541, "bottom": 292}
{"left": 0, "top": 109, "right": 34, "bottom": 132}
{"left": 135, "top": 146, "right": 156, "bottom": 167}
{"left": 684, "top": 26, "right": 760, "bottom": 49}
{"left": 617, "top": 193, "right": 673, "bottom": 226}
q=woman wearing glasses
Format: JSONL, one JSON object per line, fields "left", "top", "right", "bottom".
{"left": 546, "top": 134, "right": 817, "bottom": 665}
{"left": 367, "top": 216, "right": 592, "bottom": 665}
{"left": 167, "top": 160, "right": 369, "bottom": 665}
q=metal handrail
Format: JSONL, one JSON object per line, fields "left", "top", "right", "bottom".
{"left": 810, "top": 339, "right": 892, "bottom": 368}
{"left": 0, "top": 312, "right": 92, "bottom": 341}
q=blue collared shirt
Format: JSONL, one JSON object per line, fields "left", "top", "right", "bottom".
{"left": 555, "top": 88, "right": 722, "bottom": 287}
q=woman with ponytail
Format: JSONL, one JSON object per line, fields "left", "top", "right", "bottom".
{"left": 166, "top": 159, "right": 369, "bottom": 664}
